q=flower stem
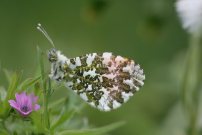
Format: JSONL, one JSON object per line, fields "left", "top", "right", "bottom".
{"left": 181, "top": 34, "right": 201, "bottom": 135}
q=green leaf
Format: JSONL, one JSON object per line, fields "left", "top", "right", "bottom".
{"left": 18, "top": 76, "right": 41, "bottom": 91}
{"left": 57, "top": 121, "right": 125, "bottom": 135}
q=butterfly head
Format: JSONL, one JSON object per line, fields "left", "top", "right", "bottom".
{"left": 48, "top": 49, "right": 71, "bottom": 81}
{"left": 48, "top": 48, "right": 58, "bottom": 63}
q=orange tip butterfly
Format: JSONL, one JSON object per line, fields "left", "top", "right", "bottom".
{"left": 37, "top": 23, "right": 145, "bottom": 111}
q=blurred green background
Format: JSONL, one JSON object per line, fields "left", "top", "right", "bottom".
{"left": 0, "top": 0, "right": 192, "bottom": 135}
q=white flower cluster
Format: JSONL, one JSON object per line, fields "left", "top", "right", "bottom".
{"left": 176, "top": 0, "right": 202, "bottom": 34}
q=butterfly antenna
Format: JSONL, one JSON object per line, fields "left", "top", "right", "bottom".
{"left": 37, "top": 23, "right": 55, "bottom": 48}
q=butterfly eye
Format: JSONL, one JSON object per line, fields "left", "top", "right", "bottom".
{"left": 48, "top": 49, "right": 58, "bottom": 62}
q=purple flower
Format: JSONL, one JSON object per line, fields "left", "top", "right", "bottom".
{"left": 8, "top": 92, "right": 40, "bottom": 116}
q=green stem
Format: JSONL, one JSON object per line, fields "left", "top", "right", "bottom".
{"left": 37, "top": 47, "right": 50, "bottom": 130}
{"left": 43, "top": 87, "right": 50, "bottom": 130}
{"left": 181, "top": 34, "right": 201, "bottom": 135}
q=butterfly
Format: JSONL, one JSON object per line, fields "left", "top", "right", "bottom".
{"left": 37, "top": 23, "right": 145, "bottom": 111}
{"left": 48, "top": 49, "right": 145, "bottom": 111}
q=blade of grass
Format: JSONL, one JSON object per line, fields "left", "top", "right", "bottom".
{"left": 187, "top": 34, "right": 201, "bottom": 135}
{"left": 3, "top": 69, "right": 13, "bottom": 83}
{"left": 0, "top": 87, "right": 7, "bottom": 102}
{"left": 48, "top": 98, "right": 66, "bottom": 110}
{"left": 34, "top": 82, "right": 42, "bottom": 96}
{"left": 0, "top": 121, "right": 10, "bottom": 135}
{"left": 30, "top": 113, "right": 47, "bottom": 134}
{"left": 57, "top": 121, "right": 125, "bottom": 135}
{"left": 37, "top": 46, "right": 46, "bottom": 91}
{"left": 37, "top": 46, "right": 50, "bottom": 130}
{"left": 0, "top": 128, "right": 9, "bottom": 135}
{"left": 51, "top": 110, "right": 75, "bottom": 131}
{"left": 18, "top": 76, "right": 41, "bottom": 90}
{"left": 181, "top": 34, "right": 201, "bottom": 135}
{"left": 2, "top": 71, "right": 23, "bottom": 117}
{"left": 50, "top": 96, "right": 85, "bottom": 132}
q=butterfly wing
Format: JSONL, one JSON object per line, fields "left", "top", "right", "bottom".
{"left": 49, "top": 49, "right": 145, "bottom": 111}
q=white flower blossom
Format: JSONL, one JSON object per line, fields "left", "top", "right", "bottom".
{"left": 176, "top": 0, "right": 202, "bottom": 34}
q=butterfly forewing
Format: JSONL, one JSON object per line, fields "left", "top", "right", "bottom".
{"left": 49, "top": 49, "right": 145, "bottom": 111}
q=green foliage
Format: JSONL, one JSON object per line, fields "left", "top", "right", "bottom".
{"left": 0, "top": 71, "right": 23, "bottom": 118}
{"left": 0, "top": 47, "right": 124, "bottom": 135}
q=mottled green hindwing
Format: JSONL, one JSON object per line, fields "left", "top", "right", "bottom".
{"left": 48, "top": 48, "right": 145, "bottom": 111}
